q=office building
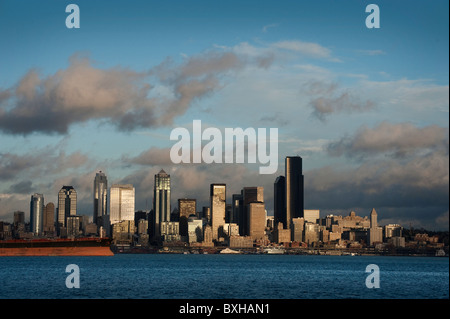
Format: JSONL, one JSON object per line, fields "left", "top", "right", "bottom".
{"left": 160, "top": 221, "right": 181, "bottom": 242}
{"left": 291, "top": 217, "right": 304, "bottom": 242}
{"left": 285, "top": 156, "right": 304, "bottom": 222}
{"left": 240, "top": 186, "right": 264, "bottom": 236}
{"left": 43, "top": 202, "right": 55, "bottom": 234}
{"left": 247, "top": 201, "right": 266, "bottom": 240}
{"left": 112, "top": 220, "right": 135, "bottom": 244}
{"left": 178, "top": 198, "right": 196, "bottom": 237}
{"left": 368, "top": 208, "right": 383, "bottom": 246}
{"left": 304, "top": 210, "right": 319, "bottom": 224}
{"left": 210, "top": 184, "right": 226, "bottom": 240}
{"left": 66, "top": 216, "right": 82, "bottom": 238}
{"left": 30, "top": 193, "right": 44, "bottom": 236}
{"left": 110, "top": 184, "right": 135, "bottom": 225}
{"left": 385, "top": 224, "right": 403, "bottom": 238}
{"left": 231, "top": 193, "right": 243, "bottom": 225}
{"left": 274, "top": 175, "right": 286, "bottom": 228}
{"left": 57, "top": 186, "right": 77, "bottom": 228}
{"left": 13, "top": 211, "right": 25, "bottom": 225}
{"left": 93, "top": 171, "right": 108, "bottom": 225}
{"left": 153, "top": 169, "right": 171, "bottom": 239}
{"left": 188, "top": 216, "right": 203, "bottom": 243}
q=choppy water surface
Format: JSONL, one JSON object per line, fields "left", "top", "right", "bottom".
{"left": 0, "top": 254, "right": 448, "bottom": 299}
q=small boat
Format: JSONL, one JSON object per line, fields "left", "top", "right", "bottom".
{"left": 263, "top": 247, "right": 286, "bottom": 254}
{"left": 219, "top": 248, "right": 240, "bottom": 254}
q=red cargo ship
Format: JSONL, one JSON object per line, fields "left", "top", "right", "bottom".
{"left": 0, "top": 237, "right": 114, "bottom": 256}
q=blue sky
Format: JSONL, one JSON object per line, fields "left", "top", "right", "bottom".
{"left": 0, "top": 0, "right": 448, "bottom": 230}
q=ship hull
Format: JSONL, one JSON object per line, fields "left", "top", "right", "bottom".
{"left": 0, "top": 238, "right": 114, "bottom": 256}
{"left": 0, "top": 246, "right": 114, "bottom": 256}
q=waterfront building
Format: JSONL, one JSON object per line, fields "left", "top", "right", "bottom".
{"left": 304, "top": 222, "right": 319, "bottom": 245}
{"left": 153, "top": 169, "right": 171, "bottom": 240}
{"left": 290, "top": 217, "right": 304, "bottom": 242}
{"left": 188, "top": 216, "right": 203, "bottom": 243}
{"left": 161, "top": 221, "right": 181, "bottom": 242}
{"left": 30, "top": 193, "right": 44, "bottom": 236}
{"left": 93, "top": 171, "right": 108, "bottom": 225}
{"left": 273, "top": 222, "right": 290, "bottom": 244}
{"left": 110, "top": 184, "right": 135, "bottom": 225}
{"left": 57, "top": 186, "right": 77, "bottom": 229}
{"left": 112, "top": 220, "right": 135, "bottom": 244}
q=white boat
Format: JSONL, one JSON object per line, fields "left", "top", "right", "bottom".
{"left": 264, "top": 247, "right": 286, "bottom": 254}
{"left": 220, "top": 248, "right": 241, "bottom": 254}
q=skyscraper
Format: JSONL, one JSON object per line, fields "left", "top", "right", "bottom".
{"left": 368, "top": 208, "right": 383, "bottom": 246}
{"left": 153, "top": 169, "right": 171, "bottom": 239}
{"left": 241, "top": 187, "right": 264, "bottom": 236}
{"left": 178, "top": 198, "right": 196, "bottom": 237}
{"left": 274, "top": 175, "right": 286, "bottom": 228}
{"left": 285, "top": 156, "right": 304, "bottom": 223}
{"left": 247, "top": 201, "right": 266, "bottom": 240}
{"left": 110, "top": 184, "right": 135, "bottom": 224}
{"left": 30, "top": 193, "right": 44, "bottom": 236}
{"left": 57, "top": 186, "right": 77, "bottom": 228}
{"left": 93, "top": 171, "right": 108, "bottom": 225}
{"left": 210, "top": 183, "right": 226, "bottom": 240}
{"left": 43, "top": 202, "right": 55, "bottom": 234}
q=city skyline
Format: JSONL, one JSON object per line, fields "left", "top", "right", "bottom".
{"left": 0, "top": 157, "right": 434, "bottom": 233}
{"left": 0, "top": 0, "right": 448, "bottom": 231}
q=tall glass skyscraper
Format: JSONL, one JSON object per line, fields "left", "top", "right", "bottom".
{"left": 93, "top": 171, "right": 108, "bottom": 225}
{"left": 57, "top": 186, "right": 77, "bottom": 228}
{"left": 285, "top": 156, "right": 304, "bottom": 222}
{"left": 109, "top": 184, "right": 135, "bottom": 225}
{"left": 153, "top": 169, "right": 171, "bottom": 239}
{"left": 30, "top": 193, "right": 44, "bottom": 236}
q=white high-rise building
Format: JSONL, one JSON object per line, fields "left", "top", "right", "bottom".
{"left": 109, "top": 184, "right": 135, "bottom": 225}
{"left": 30, "top": 193, "right": 44, "bottom": 236}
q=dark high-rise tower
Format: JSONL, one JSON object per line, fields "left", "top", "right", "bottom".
{"left": 153, "top": 169, "right": 171, "bottom": 239}
{"left": 285, "top": 156, "right": 304, "bottom": 223}
{"left": 93, "top": 171, "right": 108, "bottom": 225}
{"left": 274, "top": 175, "right": 286, "bottom": 228}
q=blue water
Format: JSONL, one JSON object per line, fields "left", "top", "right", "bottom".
{"left": 0, "top": 255, "right": 448, "bottom": 299}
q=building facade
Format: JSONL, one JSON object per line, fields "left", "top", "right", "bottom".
{"left": 57, "top": 186, "right": 77, "bottom": 229}
{"left": 93, "top": 171, "right": 108, "bottom": 225}
{"left": 30, "top": 193, "right": 44, "bottom": 236}
{"left": 285, "top": 156, "right": 304, "bottom": 222}
{"left": 153, "top": 169, "right": 171, "bottom": 240}
{"left": 110, "top": 184, "right": 135, "bottom": 225}
{"left": 210, "top": 183, "right": 226, "bottom": 240}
